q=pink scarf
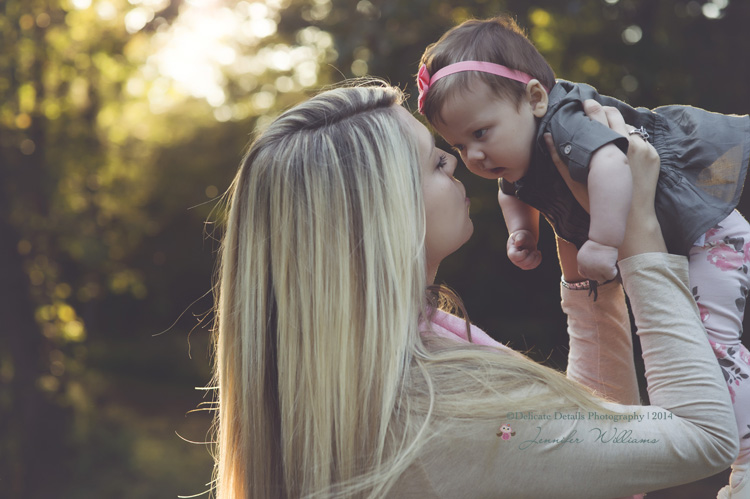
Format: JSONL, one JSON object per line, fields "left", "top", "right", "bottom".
{"left": 426, "top": 309, "right": 512, "bottom": 351}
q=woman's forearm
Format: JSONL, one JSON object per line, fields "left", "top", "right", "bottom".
{"left": 562, "top": 280, "right": 640, "bottom": 405}
{"left": 620, "top": 253, "right": 738, "bottom": 461}
{"left": 416, "top": 254, "right": 738, "bottom": 499}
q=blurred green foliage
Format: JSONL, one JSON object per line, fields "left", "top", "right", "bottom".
{"left": 0, "top": 0, "right": 747, "bottom": 497}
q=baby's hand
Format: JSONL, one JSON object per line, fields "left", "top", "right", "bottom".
{"left": 507, "top": 230, "right": 542, "bottom": 270}
{"left": 577, "top": 240, "right": 618, "bottom": 282}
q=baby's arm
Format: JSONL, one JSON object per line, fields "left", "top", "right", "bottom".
{"left": 498, "top": 190, "right": 542, "bottom": 270}
{"left": 577, "top": 143, "right": 632, "bottom": 281}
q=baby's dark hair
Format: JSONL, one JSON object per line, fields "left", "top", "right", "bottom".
{"left": 419, "top": 15, "right": 555, "bottom": 125}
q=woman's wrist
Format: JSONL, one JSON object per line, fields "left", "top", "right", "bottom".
{"left": 619, "top": 217, "right": 666, "bottom": 260}
{"left": 556, "top": 236, "right": 586, "bottom": 283}
{"left": 561, "top": 276, "right": 618, "bottom": 302}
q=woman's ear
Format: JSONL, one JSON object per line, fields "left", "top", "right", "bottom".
{"left": 526, "top": 80, "right": 549, "bottom": 118}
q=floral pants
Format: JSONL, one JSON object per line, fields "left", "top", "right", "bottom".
{"left": 689, "top": 210, "right": 750, "bottom": 465}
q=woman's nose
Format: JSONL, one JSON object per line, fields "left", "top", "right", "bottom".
{"left": 446, "top": 154, "right": 458, "bottom": 175}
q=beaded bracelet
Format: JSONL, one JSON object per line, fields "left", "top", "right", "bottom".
{"left": 560, "top": 278, "right": 591, "bottom": 291}
{"left": 561, "top": 277, "right": 619, "bottom": 301}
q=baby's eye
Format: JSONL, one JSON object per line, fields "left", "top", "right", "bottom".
{"left": 473, "top": 129, "right": 487, "bottom": 139}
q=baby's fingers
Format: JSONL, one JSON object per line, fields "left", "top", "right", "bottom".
{"left": 523, "top": 249, "right": 542, "bottom": 269}
{"left": 578, "top": 262, "right": 617, "bottom": 283}
{"left": 510, "top": 231, "right": 529, "bottom": 248}
{"left": 509, "top": 246, "right": 542, "bottom": 270}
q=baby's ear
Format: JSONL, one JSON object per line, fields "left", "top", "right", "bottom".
{"left": 526, "top": 80, "right": 548, "bottom": 118}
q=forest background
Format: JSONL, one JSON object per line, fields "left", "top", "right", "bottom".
{"left": 1, "top": 0, "right": 748, "bottom": 497}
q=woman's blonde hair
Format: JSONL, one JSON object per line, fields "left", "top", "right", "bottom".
{"left": 211, "top": 82, "right": 607, "bottom": 498}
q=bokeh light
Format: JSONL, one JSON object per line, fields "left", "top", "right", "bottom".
{"left": 129, "top": 0, "right": 330, "bottom": 118}
{"left": 621, "top": 25, "right": 642, "bottom": 45}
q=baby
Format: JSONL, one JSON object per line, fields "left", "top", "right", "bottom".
{"left": 418, "top": 15, "right": 750, "bottom": 499}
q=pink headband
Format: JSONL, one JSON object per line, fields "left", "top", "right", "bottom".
{"left": 417, "top": 61, "right": 538, "bottom": 114}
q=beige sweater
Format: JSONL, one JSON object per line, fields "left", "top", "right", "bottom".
{"left": 391, "top": 253, "right": 738, "bottom": 498}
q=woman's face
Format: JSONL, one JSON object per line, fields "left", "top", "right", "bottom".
{"left": 395, "top": 106, "right": 473, "bottom": 281}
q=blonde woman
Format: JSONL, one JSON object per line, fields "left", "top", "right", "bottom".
{"left": 210, "top": 83, "right": 738, "bottom": 498}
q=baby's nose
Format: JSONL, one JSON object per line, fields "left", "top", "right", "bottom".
{"left": 466, "top": 145, "right": 485, "bottom": 162}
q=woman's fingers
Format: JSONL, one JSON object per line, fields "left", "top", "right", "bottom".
{"left": 583, "top": 100, "right": 628, "bottom": 135}
{"left": 604, "top": 107, "right": 628, "bottom": 135}
{"left": 582, "top": 100, "right": 608, "bottom": 126}
{"left": 581, "top": 99, "right": 656, "bottom": 179}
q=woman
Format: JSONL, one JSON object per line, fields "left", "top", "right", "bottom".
{"left": 210, "top": 82, "right": 738, "bottom": 498}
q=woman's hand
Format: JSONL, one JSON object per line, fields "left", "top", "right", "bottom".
{"left": 579, "top": 100, "right": 666, "bottom": 259}
{"left": 545, "top": 100, "right": 666, "bottom": 264}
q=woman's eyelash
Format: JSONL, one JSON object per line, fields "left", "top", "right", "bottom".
{"left": 437, "top": 154, "right": 448, "bottom": 168}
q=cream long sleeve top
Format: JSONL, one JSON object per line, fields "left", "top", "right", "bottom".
{"left": 392, "top": 253, "right": 738, "bottom": 498}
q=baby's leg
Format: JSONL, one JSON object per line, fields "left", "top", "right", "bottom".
{"left": 689, "top": 210, "right": 750, "bottom": 494}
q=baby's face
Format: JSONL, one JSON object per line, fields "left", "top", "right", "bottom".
{"left": 433, "top": 80, "right": 540, "bottom": 183}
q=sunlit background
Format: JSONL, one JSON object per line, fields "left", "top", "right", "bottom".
{"left": 1, "top": 0, "right": 747, "bottom": 497}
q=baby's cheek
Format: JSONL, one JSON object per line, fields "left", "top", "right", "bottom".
{"left": 465, "top": 165, "right": 483, "bottom": 177}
